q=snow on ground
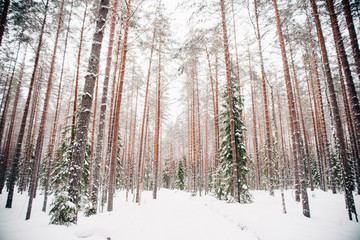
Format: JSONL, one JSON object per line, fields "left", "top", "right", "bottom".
{"left": 0, "top": 189, "right": 359, "bottom": 240}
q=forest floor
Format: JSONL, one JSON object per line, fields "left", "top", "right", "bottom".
{"left": 0, "top": 188, "right": 359, "bottom": 240}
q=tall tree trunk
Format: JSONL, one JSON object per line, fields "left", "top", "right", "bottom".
{"left": 153, "top": 38, "right": 161, "bottom": 199}
{"left": 277, "top": 95, "right": 287, "bottom": 214}
{"left": 91, "top": 0, "right": 119, "bottom": 212}
{"left": 205, "top": 48, "right": 220, "bottom": 170}
{"left": 327, "top": 0, "right": 360, "bottom": 179}
{"left": 102, "top": 26, "right": 123, "bottom": 210}
{"left": 19, "top": 68, "right": 42, "bottom": 194}
{"left": 248, "top": 54, "right": 261, "bottom": 190}
{"left": 0, "top": 41, "right": 20, "bottom": 150}
{"left": 0, "top": 41, "right": 21, "bottom": 193}
{"left": 310, "top": 0, "right": 357, "bottom": 221}
{"left": 288, "top": 40, "right": 314, "bottom": 191}
{"left": 303, "top": 54, "right": 324, "bottom": 190}
{"left": 254, "top": 0, "right": 273, "bottom": 196}
{"left": 205, "top": 87, "right": 209, "bottom": 194}
{"left": 138, "top": 104, "right": 150, "bottom": 204}
{"left": 231, "top": 0, "right": 240, "bottom": 87}
{"left": 89, "top": 72, "right": 99, "bottom": 199}
{"left": 191, "top": 60, "right": 197, "bottom": 193}
{"left": 4, "top": 0, "right": 49, "bottom": 204}
{"left": 3, "top": 46, "right": 27, "bottom": 191}
{"left": 219, "top": 0, "right": 239, "bottom": 203}
{"left": 335, "top": 44, "right": 360, "bottom": 194}
{"left": 68, "top": 0, "right": 110, "bottom": 218}
{"left": 0, "top": 0, "right": 10, "bottom": 46}
{"left": 0, "top": 41, "right": 22, "bottom": 193}
{"left": 307, "top": 18, "right": 331, "bottom": 191}
{"left": 341, "top": 0, "right": 360, "bottom": 81}
{"left": 108, "top": 0, "right": 131, "bottom": 211}
{"left": 70, "top": 3, "right": 88, "bottom": 147}
{"left": 272, "top": 0, "right": 309, "bottom": 217}
{"left": 25, "top": 0, "right": 65, "bottom": 220}
{"left": 42, "top": 0, "right": 74, "bottom": 212}
{"left": 195, "top": 65, "right": 203, "bottom": 196}
{"left": 136, "top": 26, "right": 156, "bottom": 203}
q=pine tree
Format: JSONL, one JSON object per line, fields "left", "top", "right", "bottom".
{"left": 215, "top": 68, "right": 251, "bottom": 203}
{"left": 175, "top": 159, "right": 185, "bottom": 190}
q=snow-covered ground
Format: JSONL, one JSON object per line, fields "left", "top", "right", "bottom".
{"left": 0, "top": 189, "right": 359, "bottom": 240}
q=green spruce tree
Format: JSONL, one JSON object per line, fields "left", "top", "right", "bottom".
{"left": 49, "top": 122, "right": 91, "bottom": 225}
{"left": 175, "top": 159, "right": 185, "bottom": 190}
{"left": 214, "top": 68, "right": 251, "bottom": 203}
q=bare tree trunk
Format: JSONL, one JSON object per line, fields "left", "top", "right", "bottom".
{"left": 19, "top": 68, "right": 42, "bottom": 194}
{"left": 327, "top": 0, "right": 360, "bottom": 179}
{"left": 272, "top": 0, "right": 309, "bottom": 217}
{"left": 335, "top": 45, "right": 360, "bottom": 194}
{"left": 205, "top": 48, "right": 219, "bottom": 170}
{"left": 91, "top": 0, "right": 119, "bottom": 212}
{"left": 153, "top": 38, "right": 161, "bottom": 199}
{"left": 310, "top": 0, "right": 357, "bottom": 221}
{"left": 136, "top": 26, "right": 156, "bottom": 203}
{"left": 248, "top": 54, "right": 261, "bottom": 190}
{"left": 25, "top": 0, "right": 65, "bottom": 220}
{"left": 42, "top": 0, "right": 74, "bottom": 212}
{"left": 191, "top": 61, "right": 197, "bottom": 193}
{"left": 254, "top": 0, "right": 273, "bottom": 196}
{"left": 205, "top": 87, "right": 209, "bottom": 194}
{"left": 68, "top": 0, "right": 110, "bottom": 219}
{"left": 4, "top": 0, "right": 49, "bottom": 206}
{"left": 88, "top": 72, "right": 99, "bottom": 195}
{"left": 219, "top": 0, "right": 239, "bottom": 202}
{"left": 70, "top": 3, "right": 88, "bottom": 147}
{"left": 288, "top": 40, "right": 314, "bottom": 191}
{"left": 4, "top": 46, "right": 27, "bottom": 191}
{"left": 341, "top": 0, "right": 360, "bottom": 81}
{"left": 0, "top": 42, "right": 21, "bottom": 193}
{"left": 138, "top": 104, "right": 150, "bottom": 204}
{"left": 306, "top": 17, "right": 332, "bottom": 192}
{"left": 303, "top": 54, "right": 324, "bottom": 190}
{"left": 108, "top": 0, "right": 131, "bottom": 211}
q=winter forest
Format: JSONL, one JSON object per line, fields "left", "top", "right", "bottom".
{"left": 0, "top": 0, "right": 360, "bottom": 239}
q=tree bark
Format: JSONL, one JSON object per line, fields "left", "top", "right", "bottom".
{"left": 68, "top": 0, "right": 110, "bottom": 218}
{"left": 254, "top": 0, "right": 273, "bottom": 195}
{"left": 288, "top": 40, "right": 314, "bottom": 191}
{"left": 310, "top": 0, "right": 357, "bottom": 221}
{"left": 42, "top": 0, "right": 74, "bottom": 212}
{"left": 108, "top": 0, "right": 131, "bottom": 211}
{"left": 70, "top": 3, "right": 88, "bottom": 147}
{"left": 341, "top": 0, "right": 360, "bottom": 82}
{"left": 91, "top": 0, "right": 119, "bottom": 212}
{"left": 205, "top": 48, "right": 220, "bottom": 170}
{"left": 272, "top": 0, "right": 309, "bottom": 217}
{"left": 306, "top": 18, "right": 331, "bottom": 191}
{"left": 0, "top": 41, "right": 21, "bottom": 193}
{"left": 25, "top": 0, "right": 65, "bottom": 220}
{"left": 153, "top": 38, "right": 161, "bottom": 199}
{"left": 327, "top": 0, "right": 360, "bottom": 182}
{"left": 136, "top": 26, "right": 156, "bottom": 203}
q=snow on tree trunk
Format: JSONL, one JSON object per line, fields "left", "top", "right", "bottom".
{"left": 68, "top": 0, "right": 110, "bottom": 220}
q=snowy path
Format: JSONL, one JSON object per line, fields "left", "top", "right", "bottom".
{"left": 1, "top": 189, "right": 359, "bottom": 240}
